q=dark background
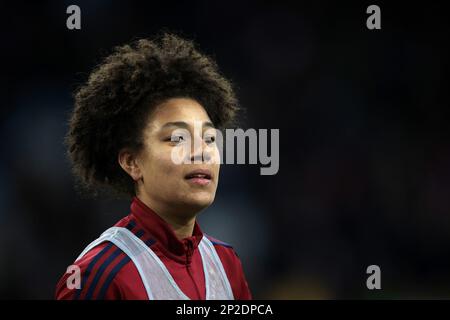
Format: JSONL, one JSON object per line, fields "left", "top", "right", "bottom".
{"left": 1, "top": 1, "right": 449, "bottom": 299}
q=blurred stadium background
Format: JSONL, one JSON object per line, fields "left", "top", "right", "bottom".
{"left": 1, "top": 1, "right": 450, "bottom": 299}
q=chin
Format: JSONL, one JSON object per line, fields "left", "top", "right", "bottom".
{"left": 183, "top": 194, "right": 215, "bottom": 212}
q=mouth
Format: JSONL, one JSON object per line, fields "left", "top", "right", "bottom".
{"left": 184, "top": 169, "right": 212, "bottom": 186}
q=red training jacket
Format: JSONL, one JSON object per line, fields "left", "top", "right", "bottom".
{"left": 55, "top": 197, "right": 252, "bottom": 300}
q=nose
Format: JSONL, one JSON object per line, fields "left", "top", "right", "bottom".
{"left": 190, "top": 135, "right": 212, "bottom": 164}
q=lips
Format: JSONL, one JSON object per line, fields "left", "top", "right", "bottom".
{"left": 184, "top": 169, "right": 212, "bottom": 186}
{"left": 184, "top": 169, "right": 212, "bottom": 180}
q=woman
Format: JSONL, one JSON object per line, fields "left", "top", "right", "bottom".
{"left": 55, "top": 33, "right": 252, "bottom": 300}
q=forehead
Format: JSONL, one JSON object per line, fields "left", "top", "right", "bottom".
{"left": 147, "top": 98, "right": 211, "bottom": 128}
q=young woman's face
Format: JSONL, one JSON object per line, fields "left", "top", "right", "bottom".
{"left": 136, "top": 97, "right": 220, "bottom": 217}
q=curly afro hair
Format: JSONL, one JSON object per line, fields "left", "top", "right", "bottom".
{"left": 66, "top": 33, "right": 239, "bottom": 198}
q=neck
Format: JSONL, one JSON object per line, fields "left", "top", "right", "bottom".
{"left": 137, "top": 194, "right": 196, "bottom": 240}
{"left": 164, "top": 215, "right": 196, "bottom": 240}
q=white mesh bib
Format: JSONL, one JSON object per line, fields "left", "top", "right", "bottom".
{"left": 76, "top": 227, "right": 234, "bottom": 300}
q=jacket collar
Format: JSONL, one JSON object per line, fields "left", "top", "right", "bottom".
{"left": 129, "top": 196, "right": 203, "bottom": 264}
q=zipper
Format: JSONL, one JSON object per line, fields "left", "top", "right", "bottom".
{"left": 184, "top": 239, "right": 203, "bottom": 299}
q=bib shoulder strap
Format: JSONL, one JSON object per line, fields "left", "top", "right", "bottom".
{"left": 75, "top": 227, "right": 122, "bottom": 262}
{"left": 199, "top": 236, "right": 235, "bottom": 300}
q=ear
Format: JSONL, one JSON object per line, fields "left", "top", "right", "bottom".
{"left": 118, "top": 148, "right": 142, "bottom": 181}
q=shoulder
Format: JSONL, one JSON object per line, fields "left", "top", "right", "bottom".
{"left": 205, "top": 234, "right": 235, "bottom": 250}
{"left": 205, "top": 234, "right": 239, "bottom": 261}
{"left": 55, "top": 218, "right": 149, "bottom": 300}
{"left": 55, "top": 241, "right": 136, "bottom": 300}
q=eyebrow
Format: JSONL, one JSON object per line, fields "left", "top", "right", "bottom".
{"left": 161, "top": 121, "right": 215, "bottom": 130}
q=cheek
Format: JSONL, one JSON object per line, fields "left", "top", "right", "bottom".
{"left": 207, "top": 144, "right": 221, "bottom": 162}
{"left": 151, "top": 153, "right": 181, "bottom": 177}
{"left": 141, "top": 149, "right": 177, "bottom": 181}
{"left": 213, "top": 163, "right": 220, "bottom": 180}
{"left": 210, "top": 148, "right": 221, "bottom": 179}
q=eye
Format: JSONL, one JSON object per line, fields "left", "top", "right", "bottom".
{"left": 205, "top": 135, "right": 216, "bottom": 144}
{"left": 168, "top": 135, "right": 186, "bottom": 143}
